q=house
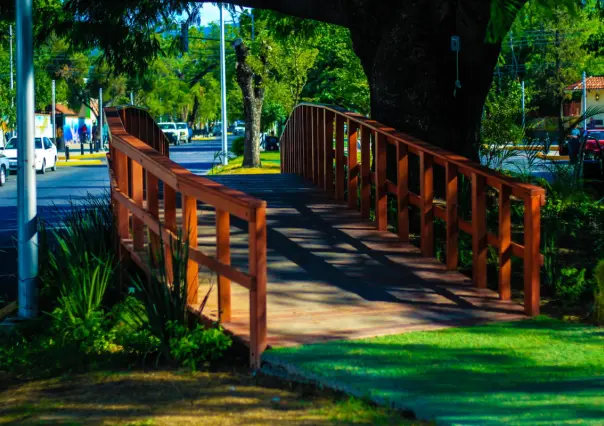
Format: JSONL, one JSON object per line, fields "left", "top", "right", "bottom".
{"left": 564, "top": 76, "right": 604, "bottom": 128}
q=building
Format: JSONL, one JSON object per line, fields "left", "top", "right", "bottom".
{"left": 564, "top": 76, "right": 604, "bottom": 128}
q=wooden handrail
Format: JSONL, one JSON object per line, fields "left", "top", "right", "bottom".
{"left": 281, "top": 103, "right": 545, "bottom": 316}
{"left": 106, "top": 107, "right": 267, "bottom": 368}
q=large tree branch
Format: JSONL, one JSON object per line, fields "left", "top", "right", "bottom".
{"left": 193, "top": 0, "right": 348, "bottom": 27}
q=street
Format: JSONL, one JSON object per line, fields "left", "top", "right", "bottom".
{"left": 0, "top": 136, "right": 236, "bottom": 301}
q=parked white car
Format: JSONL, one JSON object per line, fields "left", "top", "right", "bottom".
{"left": 3, "top": 137, "right": 57, "bottom": 174}
{"left": 0, "top": 153, "right": 9, "bottom": 186}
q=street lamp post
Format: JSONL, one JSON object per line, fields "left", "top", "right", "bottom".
{"left": 16, "top": 0, "right": 38, "bottom": 318}
{"left": 219, "top": 3, "right": 228, "bottom": 165}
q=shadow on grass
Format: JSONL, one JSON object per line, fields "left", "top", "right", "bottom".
{"left": 267, "top": 318, "right": 604, "bottom": 425}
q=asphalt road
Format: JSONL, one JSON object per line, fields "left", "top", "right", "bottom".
{"left": 0, "top": 136, "right": 236, "bottom": 301}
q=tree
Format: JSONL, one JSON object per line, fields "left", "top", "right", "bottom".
{"left": 232, "top": 37, "right": 272, "bottom": 167}
{"left": 51, "top": 0, "right": 579, "bottom": 159}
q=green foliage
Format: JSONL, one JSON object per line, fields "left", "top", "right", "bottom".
{"left": 167, "top": 322, "right": 232, "bottom": 370}
{"left": 595, "top": 261, "right": 604, "bottom": 325}
{"left": 231, "top": 136, "right": 245, "bottom": 156}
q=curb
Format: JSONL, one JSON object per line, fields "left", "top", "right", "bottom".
{"left": 536, "top": 153, "right": 569, "bottom": 161}
{"left": 58, "top": 152, "right": 107, "bottom": 160}
{"left": 56, "top": 160, "right": 104, "bottom": 167}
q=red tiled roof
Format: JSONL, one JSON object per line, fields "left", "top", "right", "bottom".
{"left": 565, "top": 76, "right": 604, "bottom": 91}
{"left": 54, "top": 104, "right": 77, "bottom": 115}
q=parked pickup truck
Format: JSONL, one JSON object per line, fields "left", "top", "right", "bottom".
{"left": 158, "top": 122, "right": 181, "bottom": 145}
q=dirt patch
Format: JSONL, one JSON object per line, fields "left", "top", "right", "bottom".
{"left": 0, "top": 368, "right": 424, "bottom": 425}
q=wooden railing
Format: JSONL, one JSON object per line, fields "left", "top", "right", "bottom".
{"left": 280, "top": 103, "right": 546, "bottom": 316}
{"left": 117, "top": 107, "right": 171, "bottom": 156}
{"left": 106, "top": 106, "right": 268, "bottom": 368}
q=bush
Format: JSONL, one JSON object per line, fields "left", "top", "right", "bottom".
{"left": 595, "top": 261, "right": 604, "bottom": 325}
{"left": 231, "top": 136, "right": 245, "bottom": 156}
{"left": 168, "top": 322, "right": 231, "bottom": 370}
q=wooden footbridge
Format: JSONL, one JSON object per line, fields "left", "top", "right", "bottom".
{"left": 106, "top": 105, "right": 545, "bottom": 368}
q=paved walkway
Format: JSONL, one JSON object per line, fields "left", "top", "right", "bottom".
{"left": 190, "top": 174, "right": 525, "bottom": 348}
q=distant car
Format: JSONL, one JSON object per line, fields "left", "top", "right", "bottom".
{"left": 158, "top": 122, "right": 180, "bottom": 145}
{"left": 584, "top": 129, "right": 604, "bottom": 158}
{"left": 0, "top": 153, "right": 9, "bottom": 186}
{"left": 175, "top": 122, "right": 190, "bottom": 144}
{"left": 3, "top": 137, "right": 57, "bottom": 174}
{"left": 234, "top": 126, "right": 245, "bottom": 135}
{"left": 213, "top": 127, "right": 222, "bottom": 137}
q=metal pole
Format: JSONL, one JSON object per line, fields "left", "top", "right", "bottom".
{"left": 582, "top": 71, "right": 587, "bottom": 132}
{"left": 99, "top": 87, "right": 103, "bottom": 149}
{"left": 251, "top": 12, "right": 255, "bottom": 41}
{"left": 130, "top": 91, "right": 134, "bottom": 105}
{"left": 521, "top": 80, "right": 525, "bottom": 128}
{"left": 10, "top": 24, "right": 14, "bottom": 108}
{"left": 220, "top": 2, "right": 228, "bottom": 165}
{"left": 16, "top": 0, "right": 38, "bottom": 318}
{"left": 51, "top": 79, "right": 56, "bottom": 145}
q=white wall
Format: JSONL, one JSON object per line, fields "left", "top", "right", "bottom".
{"left": 586, "top": 90, "right": 604, "bottom": 125}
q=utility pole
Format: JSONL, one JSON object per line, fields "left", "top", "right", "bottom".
{"left": 219, "top": 2, "right": 228, "bottom": 165}
{"left": 130, "top": 91, "right": 134, "bottom": 105}
{"left": 10, "top": 25, "right": 14, "bottom": 107}
{"left": 582, "top": 71, "right": 587, "bottom": 132}
{"left": 99, "top": 87, "right": 103, "bottom": 148}
{"left": 51, "top": 80, "right": 56, "bottom": 145}
{"left": 17, "top": 0, "right": 38, "bottom": 318}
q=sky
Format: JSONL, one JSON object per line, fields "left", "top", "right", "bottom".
{"left": 197, "top": 4, "right": 248, "bottom": 25}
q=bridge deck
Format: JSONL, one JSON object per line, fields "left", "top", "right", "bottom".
{"left": 170, "top": 174, "right": 525, "bottom": 348}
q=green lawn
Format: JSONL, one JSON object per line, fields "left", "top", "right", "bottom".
{"left": 266, "top": 318, "right": 604, "bottom": 425}
{"left": 209, "top": 152, "right": 281, "bottom": 175}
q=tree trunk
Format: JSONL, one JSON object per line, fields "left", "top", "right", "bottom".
{"left": 233, "top": 39, "right": 265, "bottom": 168}
{"left": 347, "top": 0, "right": 507, "bottom": 161}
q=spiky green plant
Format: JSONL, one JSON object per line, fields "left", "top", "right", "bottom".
{"left": 594, "top": 261, "right": 604, "bottom": 325}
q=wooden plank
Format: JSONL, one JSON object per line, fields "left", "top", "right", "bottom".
{"left": 499, "top": 186, "right": 512, "bottom": 301}
{"left": 249, "top": 207, "right": 267, "bottom": 369}
{"left": 216, "top": 209, "right": 232, "bottom": 322}
{"left": 446, "top": 162, "right": 458, "bottom": 270}
{"left": 524, "top": 194, "right": 541, "bottom": 316}
{"left": 183, "top": 195, "right": 199, "bottom": 305}
{"left": 335, "top": 114, "right": 345, "bottom": 200}
{"left": 420, "top": 152, "right": 434, "bottom": 257}
{"left": 305, "top": 106, "right": 312, "bottom": 180}
{"left": 472, "top": 173, "right": 487, "bottom": 289}
{"left": 324, "top": 110, "right": 335, "bottom": 198}
{"left": 347, "top": 120, "right": 359, "bottom": 209}
{"left": 131, "top": 160, "right": 144, "bottom": 251}
{"left": 360, "top": 125, "right": 371, "bottom": 219}
{"left": 317, "top": 108, "right": 325, "bottom": 190}
{"left": 312, "top": 107, "right": 319, "bottom": 185}
{"left": 397, "top": 141, "right": 409, "bottom": 241}
{"left": 375, "top": 132, "right": 387, "bottom": 231}
{"left": 163, "top": 184, "right": 177, "bottom": 284}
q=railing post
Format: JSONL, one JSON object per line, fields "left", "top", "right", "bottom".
{"left": 317, "top": 109, "right": 325, "bottom": 189}
{"left": 305, "top": 106, "right": 312, "bottom": 180}
{"left": 524, "top": 194, "right": 541, "bottom": 316}
{"left": 216, "top": 209, "right": 231, "bottom": 322}
{"left": 147, "top": 171, "right": 160, "bottom": 259}
{"left": 347, "top": 120, "right": 359, "bottom": 210}
{"left": 115, "top": 149, "right": 129, "bottom": 240}
{"left": 472, "top": 173, "right": 487, "bottom": 289}
{"left": 420, "top": 152, "right": 434, "bottom": 257}
{"left": 498, "top": 186, "right": 512, "bottom": 300}
{"left": 297, "top": 107, "right": 302, "bottom": 176}
{"left": 183, "top": 195, "right": 199, "bottom": 305}
{"left": 375, "top": 132, "right": 387, "bottom": 231}
{"left": 397, "top": 141, "right": 409, "bottom": 241}
{"left": 324, "top": 110, "right": 334, "bottom": 198}
{"left": 131, "top": 160, "right": 144, "bottom": 251}
{"left": 445, "top": 162, "right": 458, "bottom": 270}
{"left": 335, "top": 114, "right": 345, "bottom": 201}
{"left": 249, "top": 206, "right": 267, "bottom": 369}
{"left": 360, "top": 126, "right": 371, "bottom": 219}
{"left": 163, "top": 184, "right": 177, "bottom": 284}
{"left": 311, "top": 107, "right": 318, "bottom": 185}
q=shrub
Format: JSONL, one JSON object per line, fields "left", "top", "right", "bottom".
{"left": 595, "top": 261, "right": 604, "bottom": 325}
{"left": 231, "top": 136, "right": 245, "bottom": 156}
{"left": 168, "top": 322, "right": 231, "bottom": 370}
